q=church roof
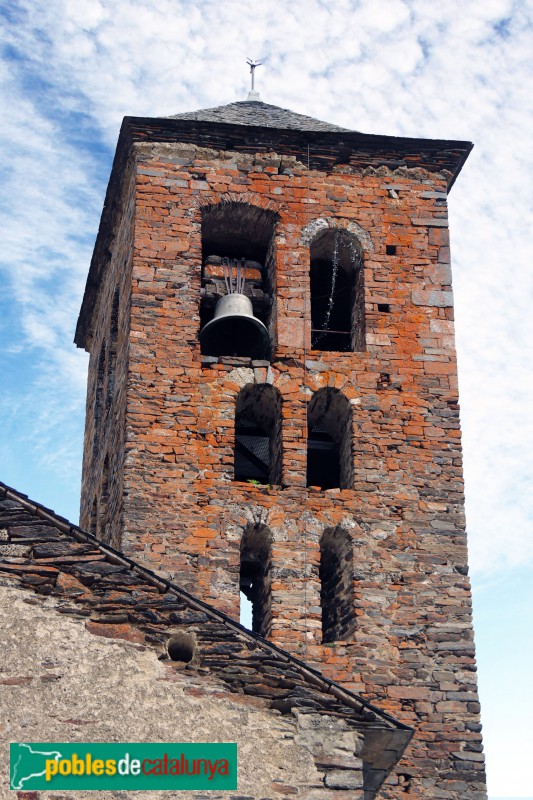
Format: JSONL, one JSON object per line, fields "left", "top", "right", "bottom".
{"left": 0, "top": 479, "right": 412, "bottom": 795}
{"left": 168, "top": 100, "right": 350, "bottom": 133}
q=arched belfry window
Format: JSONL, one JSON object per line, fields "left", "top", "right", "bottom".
{"left": 92, "top": 342, "right": 106, "bottom": 458}
{"left": 234, "top": 385, "right": 282, "bottom": 485}
{"left": 307, "top": 388, "right": 353, "bottom": 490}
{"left": 320, "top": 527, "right": 355, "bottom": 643}
{"left": 240, "top": 524, "right": 272, "bottom": 637}
{"left": 106, "top": 286, "right": 120, "bottom": 409}
{"left": 199, "top": 202, "right": 278, "bottom": 359}
{"left": 97, "top": 455, "right": 110, "bottom": 541}
{"left": 89, "top": 497, "right": 97, "bottom": 536}
{"left": 310, "top": 228, "right": 364, "bottom": 352}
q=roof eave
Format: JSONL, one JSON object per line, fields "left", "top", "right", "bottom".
{"left": 124, "top": 114, "right": 473, "bottom": 171}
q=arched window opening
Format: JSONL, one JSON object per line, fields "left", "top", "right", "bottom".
{"left": 92, "top": 342, "right": 106, "bottom": 458}
{"left": 310, "top": 228, "right": 364, "bottom": 352}
{"left": 106, "top": 286, "right": 120, "bottom": 409}
{"left": 320, "top": 527, "right": 355, "bottom": 643}
{"left": 240, "top": 525, "right": 272, "bottom": 637}
{"left": 307, "top": 388, "right": 353, "bottom": 490}
{"left": 199, "top": 202, "right": 278, "bottom": 359}
{"left": 234, "top": 385, "right": 282, "bottom": 485}
{"left": 89, "top": 498, "right": 97, "bottom": 536}
{"left": 97, "top": 455, "right": 110, "bottom": 541}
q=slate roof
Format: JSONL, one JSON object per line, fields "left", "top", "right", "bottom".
{"left": 168, "top": 100, "right": 350, "bottom": 132}
{"left": 0, "top": 479, "right": 412, "bottom": 795}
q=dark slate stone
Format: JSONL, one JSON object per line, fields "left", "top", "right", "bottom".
{"left": 168, "top": 611, "right": 209, "bottom": 624}
{"left": 33, "top": 542, "right": 97, "bottom": 558}
{"left": 168, "top": 101, "right": 350, "bottom": 133}
{"left": 8, "top": 525, "right": 63, "bottom": 540}
{"left": 74, "top": 562, "right": 128, "bottom": 575}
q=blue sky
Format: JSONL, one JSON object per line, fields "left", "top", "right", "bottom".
{"left": 1, "top": 0, "right": 532, "bottom": 795}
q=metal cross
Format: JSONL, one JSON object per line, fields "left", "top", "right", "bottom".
{"left": 246, "top": 59, "right": 262, "bottom": 91}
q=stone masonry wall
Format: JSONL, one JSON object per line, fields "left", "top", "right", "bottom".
{"left": 80, "top": 139, "right": 486, "bottom": 800}
{"left": 79, "top": 164, "right": 135, "bottom": 550}
{"left": 0, "top": 586, "right": 363, "bottom": 799}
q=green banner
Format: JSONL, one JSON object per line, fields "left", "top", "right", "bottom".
{"left": 10, "top": 742, "right": 237, "bottom": 791}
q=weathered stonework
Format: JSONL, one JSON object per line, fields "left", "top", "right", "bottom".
{"left": 81, "top": 161, "right": 136, "bottom": 547}
{"left": 1, "top": 587, "right": 364, "bottom": 799}
{"left": 73, "top": 105, "right": 486, "bottom": 799}
{"left": 0, "top": 484, "right": 410, "bottom": 798}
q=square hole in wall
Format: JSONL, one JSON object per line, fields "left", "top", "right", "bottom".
{"left": 386, "top": 244, "right": 397, "bottom": 255}
{"left": 378, "top": 303, "right": 391, "bottom": 313}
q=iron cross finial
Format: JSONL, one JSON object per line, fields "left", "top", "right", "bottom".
{"left": 246, "top": 59, "right": 262, "bottom": 92}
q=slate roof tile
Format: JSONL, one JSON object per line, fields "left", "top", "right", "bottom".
{"left": 168, "top": 100, "right": 351, "bottom": 132}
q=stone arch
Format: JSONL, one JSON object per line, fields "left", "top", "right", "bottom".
{"left": 198, "top": 192, "right": 279, "bottom": 216}
{"left": 307, "top": 388, "right": 353, "bottom": 489}
{"left": 240, "top": 524, "right": 273, "bottom": 637}
{"left": 234, "top": 384, "right": 282, "bottom": 485}
{"left": 320, "top": 526, "right": 355, "bottom": 643}
{"left": 300, "top": 217, "right": 373, "bottom": 252}
{"left": 307, "top": 225, "right": 365, "bottom": 352}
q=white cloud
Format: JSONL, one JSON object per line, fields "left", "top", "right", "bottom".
{"left": 1, "top": 4, "right": 532, "bottom": 791}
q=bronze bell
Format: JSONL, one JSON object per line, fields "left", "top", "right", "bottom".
{"left": 199, "top": 293, "right": 269, "bottom": 359}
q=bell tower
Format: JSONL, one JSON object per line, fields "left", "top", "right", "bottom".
{"left": 75, "top": 99, "right": 486, "bottom": 799}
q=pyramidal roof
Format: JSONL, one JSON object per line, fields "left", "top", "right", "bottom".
{"left": 168, "top": 99, "right": 351, "bottom": 133}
